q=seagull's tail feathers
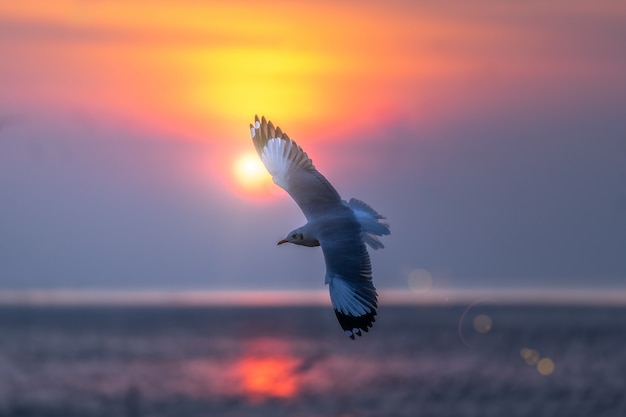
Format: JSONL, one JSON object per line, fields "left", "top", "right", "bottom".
{"left": 348, "top": 198, "right": 390, "bottom": 250}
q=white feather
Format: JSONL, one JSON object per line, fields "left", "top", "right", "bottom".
{"left": 328, "top": 276, "right": 374, "bottom": 316}
{"left": 261, "top": 138, "right": 293, "bottom": 189}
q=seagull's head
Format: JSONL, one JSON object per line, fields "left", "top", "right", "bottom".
{"left": 277, "top": 227, "right": 320, "bottom": 247}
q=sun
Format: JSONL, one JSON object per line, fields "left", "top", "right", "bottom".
{"left": 232, "top": 153, "right": 274, "bottom": 196}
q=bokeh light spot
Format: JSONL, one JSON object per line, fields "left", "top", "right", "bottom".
{"left": 407, "top": 269, "right": 433, "bottom": 292}
{"left": 472, "top": 314, "right": 492, "bottom": 333}
{"left": 537, "top": 357, "right": 555, "bottom": 376}
{"left": 520, "top": 347, "right": 541, "bottom": 365}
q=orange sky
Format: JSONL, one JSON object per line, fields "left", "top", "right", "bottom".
{"left": 4, "top": 0, "right": 623, "bottom": 146}
{"left": 2, "top": 0, "right": 423, "bottom": 139}
{"left": 5, "top": 0, "right": 624, "bottom": 200}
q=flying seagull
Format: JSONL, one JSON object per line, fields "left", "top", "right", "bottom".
{"left": 249, "top": 115, "right": 390, "bottom": 339}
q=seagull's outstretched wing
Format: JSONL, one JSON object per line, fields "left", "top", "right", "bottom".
{"left": 250, "top": 115, "right": 379, "bottom": 339}
{"left": 320, "top": 220, "right": 378, "bottom": 339}
{"left": 250, "top": 115, "right": 341, "bottom": 220}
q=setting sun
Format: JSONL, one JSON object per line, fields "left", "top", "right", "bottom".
{"left": 232, "top": 153, "right": 274, "bottom": 196}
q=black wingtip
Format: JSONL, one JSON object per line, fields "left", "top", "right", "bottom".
{"left": 335, "top": 309, "right": 377, "bottom": 339}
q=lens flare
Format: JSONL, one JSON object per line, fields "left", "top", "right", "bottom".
{"left": 520, "top": 347, "right": 541, "bottom": 365}
{"left": 537, "top": 357, "right": 555, "bottom": 376}
{"left": 407, "top": 268, "right": 433, "bottom": 292}
{"left": 472, "top": 314, "right": 492, "bottom": 334}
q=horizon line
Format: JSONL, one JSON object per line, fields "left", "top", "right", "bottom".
{"left": 0, "top": 288, "right": 625, "bottom": 307}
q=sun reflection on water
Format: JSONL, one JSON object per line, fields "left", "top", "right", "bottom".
{"left": 180, "top": 338, "right": 303, "bottom": 401}
{"left": 236, "top": 356, "right": 299, "bottom": 400}
{"left": 234, "top": 338, "right": 301, "bottom": 401}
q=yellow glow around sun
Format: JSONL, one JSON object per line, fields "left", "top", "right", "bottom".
{"left": 188, "top": 46, "right": 331, "bottom": 128}
{"left": 232, "top": 153, "right": 274, "bottom": 196}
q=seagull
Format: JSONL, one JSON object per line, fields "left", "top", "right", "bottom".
{"left": 250, "top": 115, "right": 390, "bottom": 339}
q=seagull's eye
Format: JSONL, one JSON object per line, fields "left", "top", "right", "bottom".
{"left": 292, "top": 233, "right": 297, "bottom": 239}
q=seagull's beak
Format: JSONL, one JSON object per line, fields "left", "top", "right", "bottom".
{"left": 277, "top": 239, "right": 288, "bottom": 245}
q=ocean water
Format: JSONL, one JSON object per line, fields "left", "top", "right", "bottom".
{"left": 0, "top": 304, "right": 624, "bottom": 417}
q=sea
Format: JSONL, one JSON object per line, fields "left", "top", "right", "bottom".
{"left": 0, "top": 303, "right": 624, "bottom": 417}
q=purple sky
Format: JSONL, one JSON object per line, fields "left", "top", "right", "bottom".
{"left": 1, "top": 97, "right": 625, "bottom": 292}
{"left": 1, "top": 1, "right": 625, "bottom": 292}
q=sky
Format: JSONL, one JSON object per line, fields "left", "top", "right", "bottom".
{"left": 1, "top": 0, "right": 625, "bottom": 294}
